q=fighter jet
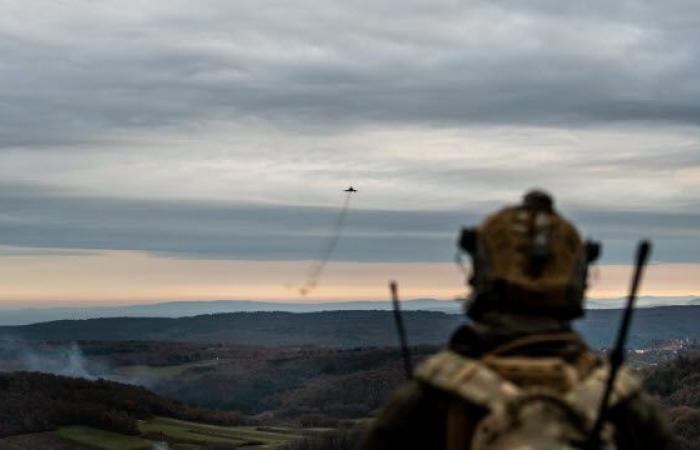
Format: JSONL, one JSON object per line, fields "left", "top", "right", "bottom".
{"left": 344, "top": 186, "right": 358, "bottom": 193}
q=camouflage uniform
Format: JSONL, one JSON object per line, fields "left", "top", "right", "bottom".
{"left": 361, "top": 315, "right": 680, "bottom": 450}
{"left": 361, "top": 191, "right": 680, "bottom": 450}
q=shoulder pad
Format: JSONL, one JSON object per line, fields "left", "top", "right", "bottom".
{"left": 414, "top": 350, "right": 519, "bottom": 409}
{"left": 565, "top": 364, "right": 642, "bottom": 422}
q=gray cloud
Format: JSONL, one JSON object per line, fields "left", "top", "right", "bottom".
{"left": 0, "top": 1, "right": 698, "bottom": 267}
{"left": 2, "top": 0, "right": 700, "bottom": 148}
{"left": 0, "top": 183, "right": 697, "bottom": 263}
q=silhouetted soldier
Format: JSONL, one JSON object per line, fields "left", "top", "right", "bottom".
{"left": 361, "top": 190, "right": 679, "bottom": 450}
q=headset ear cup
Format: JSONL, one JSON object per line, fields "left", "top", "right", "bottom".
{"left": 585, "top": 240, "right": 601, "bottom": 263}
{"left": 459, "top": 228, "right": 478, "bottom": 254}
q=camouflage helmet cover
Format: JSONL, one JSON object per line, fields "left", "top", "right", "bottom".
{"left": 460, "top": 190, "right": 600, "bottom": 320}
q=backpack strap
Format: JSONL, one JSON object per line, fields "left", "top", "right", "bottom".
{"left": 482, "top": 356, "right": 580, "bottom": 391}
{"left": 483, "top": 332, "right": 599, "bottom": 386}
{"left": 446, "top": 399, "right": 478, "bottom": 450}
{"left": 414, "top": 350, "right": 519, "bottom": 410}
{"left": 484, "top": 332, "right": 587, "bottom": 357}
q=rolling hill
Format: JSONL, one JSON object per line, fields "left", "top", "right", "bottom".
{"left": 1, "top": 297, "right": 697, "bottom": 326}
{"left": 0, "top": 371, "right": 242, "bottom": 438}
{"left": 2, "top": 305, "right": 700, "bottom": 349}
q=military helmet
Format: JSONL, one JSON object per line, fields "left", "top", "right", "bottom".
{"left": 459, "top": 190, "right": 600, "bottom": 320}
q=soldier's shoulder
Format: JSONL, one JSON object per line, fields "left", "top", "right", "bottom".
{"left": 362, "top": 380, "right": 446, "bottom": 440}
{"left": 612, "top": 389, "right": 669, "bottom": 423}
{"left": 609, "top": 391, "right": 682, "bottom": 450}
{"left": 379, "top": 379, "right": 444, "bottom": 417}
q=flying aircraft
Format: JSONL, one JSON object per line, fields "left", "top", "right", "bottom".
{"left": 344, "top": 186, "right": 358, "bottom": 192}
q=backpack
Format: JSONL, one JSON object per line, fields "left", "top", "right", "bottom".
{"left": 415, "top": 350, "right": 641, "bottom": 450}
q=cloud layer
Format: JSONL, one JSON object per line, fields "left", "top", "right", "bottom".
{"left": 1, "top": 182, "right": 697, "bottom": 263}
{"left": 1, "top": 0, "right": 699, "bottom": 266}
{"left": 3, "top": 0, "right": 700, "bottom": 142}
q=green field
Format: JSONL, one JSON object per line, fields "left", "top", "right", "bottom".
{"left": 57, "top": 417, "right": 312, "bottom": 449}
{"left": 58, "top": 426, "right": 153, "bottom": 450}
{"left": 139, "top": 417, "right": 309, "bottom": 448}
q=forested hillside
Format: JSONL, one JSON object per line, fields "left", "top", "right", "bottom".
{"left": 645, "top": 351, "right": 700, "bottom": 450}
{"left": 0, "top": 311, "right": 462, "bottom": 346}
{"left": 1, "top": 347, "right": 699, "bottom": 448}
{"left": 0, "top": 371, "right": 242, "bottom": 438}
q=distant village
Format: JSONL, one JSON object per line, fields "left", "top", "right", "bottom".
{"left": 626, "top": 338, "right": 699, "bottom": 366}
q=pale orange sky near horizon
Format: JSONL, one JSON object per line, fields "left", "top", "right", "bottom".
{"left": 0, "top": 249, "right": 696, "bottom": 308}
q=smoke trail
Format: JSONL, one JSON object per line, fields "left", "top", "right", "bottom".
{"left": 0, "top": 338, "right": 156, "bottom": 387}
{"left": 20, "top": 341, "right": 96, "bottom": 379}
{"left": 299, "top": 191, "right": 354, "bottom": 296}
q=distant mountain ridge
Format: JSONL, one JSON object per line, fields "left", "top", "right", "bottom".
{"left": 0, "top": 296, "right": 697, "bottom": 326}
{"left": 2, "top": 305, "right": 699, "bottom": 349}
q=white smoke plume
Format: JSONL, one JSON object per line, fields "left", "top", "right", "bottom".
{"left": 0, "top": 338, "right": 159, "bottom": 388}
{"left": 0, "top": 338, "right": 107, "bottom": 380}
{"left": 21, "top": 342, "right": 95, "bottom": 379}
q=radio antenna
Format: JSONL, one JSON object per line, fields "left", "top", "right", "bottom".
{"left": 390, "top": 281, "right": 413, "bottom": 379}
{"left": 586, "top": 240, "right": 651, "bottom": 449}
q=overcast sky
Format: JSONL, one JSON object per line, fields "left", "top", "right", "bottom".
{"left": 1, "top": 1, "right": 699, "bottom": 304}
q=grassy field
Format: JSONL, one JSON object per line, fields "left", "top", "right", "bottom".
{"left": 139, "top": 417, "right": 311, "bottom": 448}
{"left": 54, "top": 417, "right": 314, "bottom": 449}
{"left": 0, "top": 431, "right": 95, "bottom": 449}
{"left": 57, "top": 426, "right": 153, "bottom": 450}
